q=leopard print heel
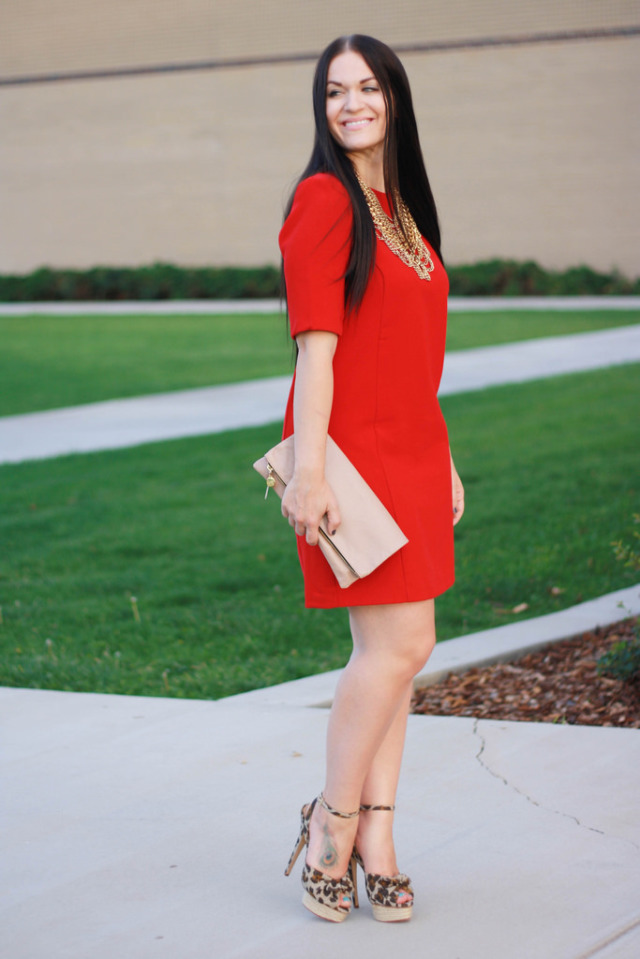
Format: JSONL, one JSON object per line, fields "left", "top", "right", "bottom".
{"left": 361, "top": 867, "right": 414, "bottom": 922}
{"left": 285, "top": 794, "right": 360, "bottom": 923}
{"left": 300, "top": 859, "right": 359, "bottom": 923}
{"left": 356, "top": 803, "right": 414, "bottom": 923}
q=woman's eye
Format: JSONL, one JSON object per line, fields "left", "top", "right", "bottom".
{"left": 327, "top": 90, "right": 342, "bottom": 98}
{"left": 363, "top": 86, "right": 379, "bottom": 92}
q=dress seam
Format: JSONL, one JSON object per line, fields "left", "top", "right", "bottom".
{"left": 370, "top": 247, "right": 411, "bottom": 600}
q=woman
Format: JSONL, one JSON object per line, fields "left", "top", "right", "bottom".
{"left": 280, "top": 35, "right": 464, "bottom": 923}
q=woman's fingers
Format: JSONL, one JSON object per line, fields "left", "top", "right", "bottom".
{"left": 450, "top": 457, "right": 465, "bottom": 526}
{"left": 452, "top": 481, "right": 465, "bottom": 525}
{"left": 281, "top": 499, "right": 321, "bottom": 543}
{"left": 305, "top": 522, "right": 320, "bottom": 546}
{"left": 325, "top": 499, "right": 341, "bottom": 538}
{"left": 281, "top": 479, "right": 339, "bottom": 546}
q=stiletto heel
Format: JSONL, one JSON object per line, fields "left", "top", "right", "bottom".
{"left": 356, "top": 803, "right": 413, "bottom": 922}
{"left": 285, "top": 794, "right": 359, "bottom": 922}
{"left": 285, "top": 828, "right": 307, "bottom": 877}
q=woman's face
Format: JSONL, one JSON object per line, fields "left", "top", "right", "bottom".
{"left": 325, "top": 51, "right": 386, "bottom": 158}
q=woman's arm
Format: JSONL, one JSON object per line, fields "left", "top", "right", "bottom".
{"left": 281, "top": 330, "right": 341, "bottom": 546}
{"left": 450, "top": 450, "right": 465, "bottom": 526}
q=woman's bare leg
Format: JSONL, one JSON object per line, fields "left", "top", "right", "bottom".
{"left": 356, "top": 680, "right": 414, "bottom": 876}
{"left": 305, "top": 600, "right": 436, "bottom": 880}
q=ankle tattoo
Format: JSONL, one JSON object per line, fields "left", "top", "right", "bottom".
{"left": 319, "top": 823, "right": 338, "bottom": 869}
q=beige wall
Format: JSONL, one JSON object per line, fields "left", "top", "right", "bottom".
{"left": 1, "top": 1, "right": 639, "bottom": 273}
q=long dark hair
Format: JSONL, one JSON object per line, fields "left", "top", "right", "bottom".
{"left": 284, "top": 34, "right": 442, "bottom": 314}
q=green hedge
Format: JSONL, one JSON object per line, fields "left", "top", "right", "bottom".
{"left": 0, "top": 264, "right": 282, "bottom": 303}
{"left": 448, "top": 260, "right": 640, "bottom": 297}
{"left": 0, "top": 259, "right": 638, "bottom": 302}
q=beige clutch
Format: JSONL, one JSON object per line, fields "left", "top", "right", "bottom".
{"left": 253, "top": 435, "right": 408, "bottom": 588}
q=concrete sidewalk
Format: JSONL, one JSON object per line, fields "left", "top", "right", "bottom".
{"left": 2, "top": 295, "right": 640, "bottom": 314}
{"left": 2, "top": 586, "right": 640, "bottom": 959}
{"left": 1, "top": 324, "right": 639, "bottom": 464}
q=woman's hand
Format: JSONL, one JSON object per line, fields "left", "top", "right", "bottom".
{"left": 450, "top": 452, "right": 465, "bottom": 526}
{"left": 281, "top": 473, "right": 341, "bottom": 546}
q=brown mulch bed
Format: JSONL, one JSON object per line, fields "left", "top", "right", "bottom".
{"left": 411, "top": 618, "right": 640, "bottom": 728}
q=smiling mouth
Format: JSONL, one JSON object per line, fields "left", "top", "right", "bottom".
{"left": 342, "top": 118, "right": 374, "bottom": 129}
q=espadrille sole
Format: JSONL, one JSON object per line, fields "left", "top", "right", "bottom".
{"left": 372, "top": 903, "right": 413, "bottom": 922}
{"left": 302, "top": 891, "right": 350, "bottom": 922}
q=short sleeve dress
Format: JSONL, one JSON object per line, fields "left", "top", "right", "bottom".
{"left": 280, "top": 172, "right": 454, "bottom": 609}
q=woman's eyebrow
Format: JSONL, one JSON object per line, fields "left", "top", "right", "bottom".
{"left": 327, "top": 76, "right": 377, "bottom": 86}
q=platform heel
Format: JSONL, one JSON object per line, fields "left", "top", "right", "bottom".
{"left": 285, "top": 794, "right": 359, "bottom": 922}
{"left": 356, "top": 803, "right": 413, "bottom": 922}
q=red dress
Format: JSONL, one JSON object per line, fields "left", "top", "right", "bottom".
{"left": 280, "top": 172, "right": 454, "bottom": 608}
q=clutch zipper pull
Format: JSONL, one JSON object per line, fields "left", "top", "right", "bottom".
{"left": 265, "top": 464, "right": 276, "bottom": 499}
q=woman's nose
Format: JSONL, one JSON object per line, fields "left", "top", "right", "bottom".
{"left": 344, "top": 89, "right": 363, "bottom": 112}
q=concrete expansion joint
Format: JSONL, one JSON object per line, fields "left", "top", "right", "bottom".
{"left": 571, "top": 916, "right": 640, "bottom": 959}
{"left": 470, "top": 718, "right": 635, "bottom": 845}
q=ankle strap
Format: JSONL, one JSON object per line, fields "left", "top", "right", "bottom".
{"left": 318, "top": 793, "right": 359, "bottom": 819}
{"left": 360, "top": 803, "right": 396, "bottom": 812}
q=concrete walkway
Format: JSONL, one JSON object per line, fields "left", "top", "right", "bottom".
{"left": 2, "top": 324, "right": 639, "bottom": 464}
{"left": 2, "top": 295, "right": 640, "bottom": 314}
{"left": 3, "top": 585, "right": 640, "bottom": 959}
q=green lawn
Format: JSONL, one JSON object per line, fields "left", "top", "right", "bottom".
{"left": 0, "top": 313, "right": 292, "bottom": 417}
{"left": 1, "top": 364, "right": 637, "bottom": 699}
{"left": 447, "top": 309, "right": 639, "bottom": 349}
{"left": 0, "top": 308, "right": 637, "bottom": 416}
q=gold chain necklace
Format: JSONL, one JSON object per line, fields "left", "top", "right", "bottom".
{"left": 355, "top": 171, "right": 434, "bottom": 281}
